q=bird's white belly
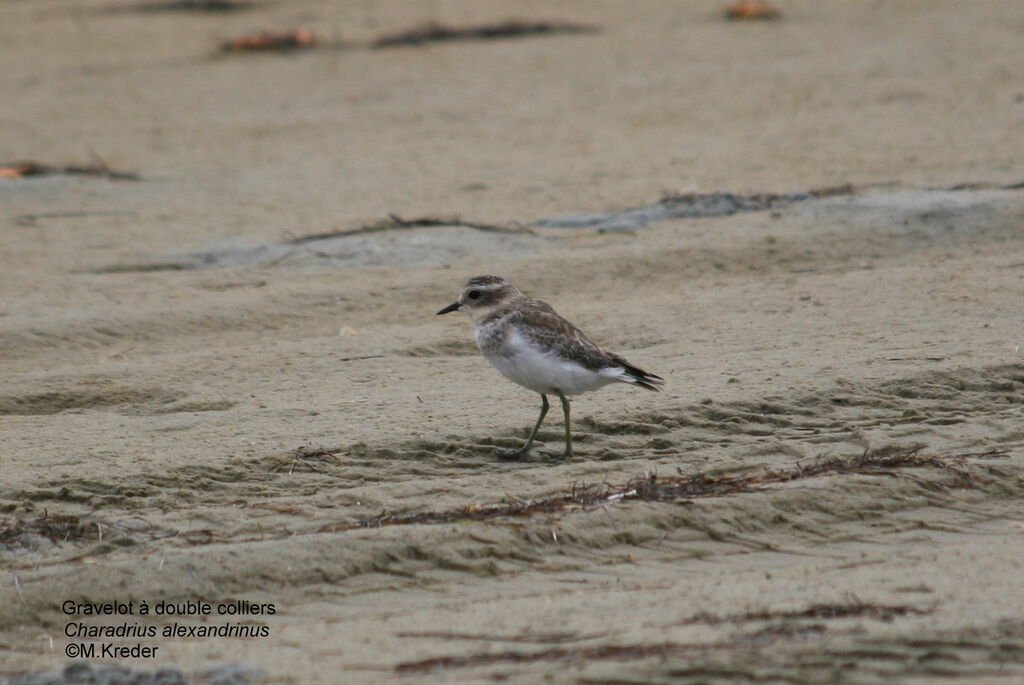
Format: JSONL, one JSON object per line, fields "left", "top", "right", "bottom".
{"left": 480, "top": 329, "right": 619, "bottom": 396}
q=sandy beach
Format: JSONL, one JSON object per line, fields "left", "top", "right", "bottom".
{"left": 2, "top": 1, "right": 1024, "bottom": 683}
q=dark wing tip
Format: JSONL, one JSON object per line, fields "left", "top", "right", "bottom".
{"left": 621, "top": 363, "right": 664, "bottom": 392}
{"left": 634, "top": 376, "right": 665, "bottom": 392}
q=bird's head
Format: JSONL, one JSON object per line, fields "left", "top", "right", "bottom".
{"left": 437, "top": 275, "right": 520, "bottom": 322}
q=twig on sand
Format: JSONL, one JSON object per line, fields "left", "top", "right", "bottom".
{"left": 395, "top": 630, "right": 607, "bottom": 644}
{"left": 372, "top": 20, "right": 597, "bottom": 49}
{"left": 288, "top": 214, "right": 535, "bottom": 244}
{"left": 218, "top": 20, "right": 594, "bottom": 56}
{"left": 0, "top": 160, "right": 140, "bottom": 181}
{"left": 673, "top": 601, "right": 934, "bottom": 627}
{"left": 658, "top": 184, "right": 855, "bottom": 211}
{"left": 126, "top": 0, "right": 254, "bottom": 12}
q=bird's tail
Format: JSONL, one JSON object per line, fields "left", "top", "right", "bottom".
{"left": 620, "top": 362, "right": 664, "bottom": 392}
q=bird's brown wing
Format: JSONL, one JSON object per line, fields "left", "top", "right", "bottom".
{"left": 512, "top": 299, "right": 664, "bottom": 390}
{"left": 506, "top": 300, "right": 607, "bottom": 369}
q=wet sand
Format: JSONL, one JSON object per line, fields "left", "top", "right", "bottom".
{"left": 2, "top": 1, "right": 1024, "bottom": 683}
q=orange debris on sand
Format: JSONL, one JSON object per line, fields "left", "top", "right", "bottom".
{"left": 0, "top": 163, "right": 41, "bottom": 179}
{"left": 222, "top": 28, "right": 318, "bottom": 52}
{"left": 725, "top": 2, "right": 781, "bottom": 20}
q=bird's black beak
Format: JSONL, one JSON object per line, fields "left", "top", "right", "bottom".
{"left": 436, "top": 302, "right": 461, "bottom": 315}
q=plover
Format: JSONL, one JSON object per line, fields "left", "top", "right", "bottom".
{"left": 438, "top": 275, "right": 663, "bottom": 459}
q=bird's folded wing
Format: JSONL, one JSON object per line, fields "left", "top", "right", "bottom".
{"left": 509, "top": 303, "right": 616, "bottom": 372}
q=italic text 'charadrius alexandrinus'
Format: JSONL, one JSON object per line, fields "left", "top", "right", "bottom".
{"left": 437, "top": 275, "right": 663, "bottom": 460}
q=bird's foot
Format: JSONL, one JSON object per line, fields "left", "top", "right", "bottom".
{"left": 538, "top": 449, "right": 573, "bottom": 461}
{"left": 496, "top": 447, "right": 533, "bottom": 461}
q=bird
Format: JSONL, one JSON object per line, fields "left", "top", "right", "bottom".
{"left": 437, "top": 275, "right": 663, "bottom": 460}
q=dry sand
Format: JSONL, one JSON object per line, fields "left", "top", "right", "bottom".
{"left": 2, "top": 0, "right": 1024, "bottom": 683}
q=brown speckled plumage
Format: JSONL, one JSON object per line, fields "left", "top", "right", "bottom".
{"left": 462, "top": 276, "right": 663, "bottom": 391}
{"left": 437, "top": 275, "right": 663, "bottom": 460}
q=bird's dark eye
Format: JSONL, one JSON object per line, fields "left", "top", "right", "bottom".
{"left": 467, "top": 290, "right": 481, "bottom": 300}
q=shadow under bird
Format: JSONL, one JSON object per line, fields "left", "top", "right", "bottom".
{"left": 437, "top": 275, "right": 664, "bottom": 459}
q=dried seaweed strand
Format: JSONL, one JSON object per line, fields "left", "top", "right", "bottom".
{"left": 355, "top": 448, "right": 998, "bottom": 529}
{"left": 373, "top": 20, "right": 596, "bottom": 49}
{"left": 675, "top": 601, "right": 933, "bottom": 627}
{"left": 0, "top": 160, "right": 140, "bottom": 181}
{"left": 288, "top": 214, "right": 535, "bottom": 244}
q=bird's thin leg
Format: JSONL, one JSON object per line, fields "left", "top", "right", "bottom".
{"left": 498, "top": 394, "right": 548, "bottom": 460}
{"left": 523, "top": 394, "right": 550, "bottom": 451}
{"left": 556, "top": 391, "right": 573, "bottom": 459}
